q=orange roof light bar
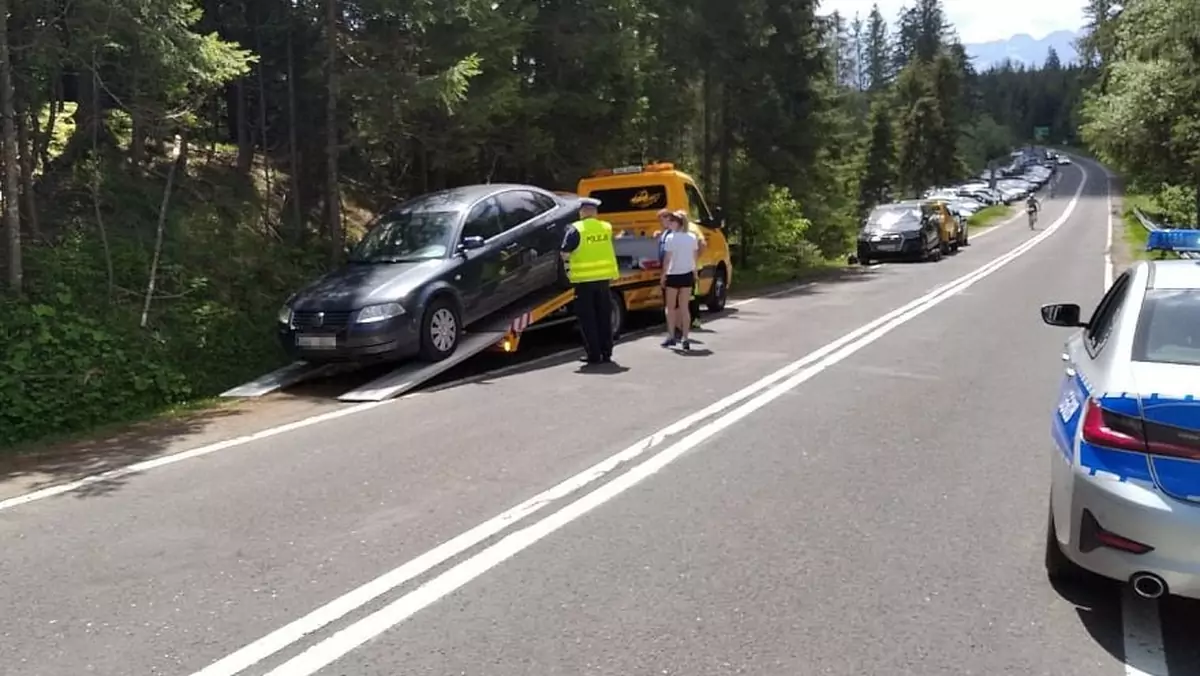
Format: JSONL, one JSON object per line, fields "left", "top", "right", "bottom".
{"left": 590, "top": 162, "right": 676, "bottom": 177}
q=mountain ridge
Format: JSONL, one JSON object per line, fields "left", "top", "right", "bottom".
{"left": 963, "top": 29, "right": 1080, "bottom": 70}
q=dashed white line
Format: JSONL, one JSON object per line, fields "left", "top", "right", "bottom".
{"left": 192, "top": 160, "right": 1092, "bottom": 676}
{"left": 1122, "top": 588, "right": 1169, "bottom": 676}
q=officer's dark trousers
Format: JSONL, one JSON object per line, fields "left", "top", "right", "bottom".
{"left": 573, "top": 280, "right": 613, "bottom": 361}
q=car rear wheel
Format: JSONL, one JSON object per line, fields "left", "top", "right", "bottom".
{"left": 1045, "top": 499, "right": 1085, "bottom": 583}
{"left": 419, "top": 297, "right": 461, "bottom": 362}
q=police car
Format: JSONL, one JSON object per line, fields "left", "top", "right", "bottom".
{"left": 1041, "top": 230, "right": 1200, "bottom": 600}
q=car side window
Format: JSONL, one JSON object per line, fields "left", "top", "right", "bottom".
{"left": 1085, "top": 272, "right": 1132, "bottom": 355}
{"left": 684, "top": 184, "right": 712, "bottom": 223}
{"left": 463, "top": 197, "right": 503, "bottom": 241}
{"left": 496, "top": 190, "right": 553, "bottom": 232}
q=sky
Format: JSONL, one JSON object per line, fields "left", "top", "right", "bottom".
{"left": 818, "top": 0, "right": 1086, "bottom": 44}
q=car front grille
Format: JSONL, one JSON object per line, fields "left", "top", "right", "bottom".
{"left": 291, "top": 310, "right": 353, "bottom": 329}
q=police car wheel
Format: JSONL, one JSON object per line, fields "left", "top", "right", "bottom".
{"left": 418, "top": 297, "right": 460, "bottom": 362}
{"left": 1044, "top": 500, "right": 1084, "bottom": 583}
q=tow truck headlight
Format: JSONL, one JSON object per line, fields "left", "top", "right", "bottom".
{"left": 356, "top": 302, "right": 405, "bottom": 324}
{"left": 277, "top": 304, "right": 292, "bottom": 325}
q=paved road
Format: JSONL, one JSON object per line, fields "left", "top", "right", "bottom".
{"left": 2, "top": 157, "right": 1198, "bottom": 676}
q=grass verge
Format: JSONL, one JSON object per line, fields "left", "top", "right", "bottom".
{"left": 1122, "top": 193, "right": 1174, "bottom": 261}
{"left": 733, "top": 259, "right": 848, "bottom": 293}
{"left": 967, "top": 205, "right": 1014, "bottom": 231}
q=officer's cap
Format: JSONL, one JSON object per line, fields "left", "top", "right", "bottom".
{"left": 579, "top": 197, "right": 602, "bottom": 208}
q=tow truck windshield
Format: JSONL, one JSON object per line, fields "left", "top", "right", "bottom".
{"left": 349, "top": 210, "right": 458, "bottom": 263}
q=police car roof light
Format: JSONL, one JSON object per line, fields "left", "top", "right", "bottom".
{"left": 1146, "top": 228, "right": 1200, "bottom": 253}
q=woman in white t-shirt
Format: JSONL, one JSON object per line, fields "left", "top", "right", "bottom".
{"left": 660, "top": 212, "right": 700, "bottom": 350}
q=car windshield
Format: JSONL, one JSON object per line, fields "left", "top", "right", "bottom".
{"left": 866, "top": 205, "right": 921, "bottom": 231}
{"left": 1133, "top": 289, "right": 1200, "bottom": 366}
{"left": 349, "top": 209, "right": 459, "bottom": 263}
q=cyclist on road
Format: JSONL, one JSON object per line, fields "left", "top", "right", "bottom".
{"left": 1026, "top": 194, "right": 1040, "bottom": 229}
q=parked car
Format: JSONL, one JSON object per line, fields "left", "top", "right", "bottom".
{"left": 277, "top": 184, "right": 578, "bottom": 364}
{"left": 856, "top": 202, "right": 947, "bottom": 265}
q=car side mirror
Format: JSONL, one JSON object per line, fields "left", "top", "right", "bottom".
{"left": 707, "top": 207, "right": 725, "bottom": 229}
{"left": 1041, "top": 303, "right": 1086, "bottom": 328}
{"left": 458, "top": 235, "right": 486, "bottom": 253}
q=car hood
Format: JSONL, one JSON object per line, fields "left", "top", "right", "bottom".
{"left": 290, "top": 259, "right": 448, "bottom": 311}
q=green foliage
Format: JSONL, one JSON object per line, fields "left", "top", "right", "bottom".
{"left": 1080, "top": 0, "right": 1200, "bottom": 227}
{"left": 1, "top": 162, "right": 320, "bottom": 448}
{"left": 967, "top": 205, "right": 1013, "bottom": 229}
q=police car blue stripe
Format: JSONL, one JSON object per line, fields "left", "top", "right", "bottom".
{"left": 1140, "top": 395, "right": 1200, "bottom": 430}
{"left": 1149, "top": 457, "right": 1200, "bottom": 501}
{"left": 1097, "top": 393, "right": 1142, "bottom": 417}
{"left": 1078, "top": 442, "right": 1154, "bottom": 482}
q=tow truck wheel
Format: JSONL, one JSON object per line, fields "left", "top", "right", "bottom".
{"left": 705, "top": 266, "right": 728, "bottom": 312}
{"left": 610, "top": 289, "right": 626, "bottom": 339}
{"left": 419, "top": 296, "right": 461, "bottom": 362}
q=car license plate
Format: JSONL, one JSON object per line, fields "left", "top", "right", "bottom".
{"left": 876, "top": 241, "right": 900, "bottom": 251}
{"left": 296, "top": 334, "right": 337, "bottom": 349}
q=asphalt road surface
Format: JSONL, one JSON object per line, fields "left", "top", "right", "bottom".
{"left": 3, "top": 156, "right": 1198, "bottom": 676}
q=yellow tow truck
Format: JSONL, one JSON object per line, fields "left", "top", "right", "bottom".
{"left": 490, "top": 162, "right": 734, "bottom": 353}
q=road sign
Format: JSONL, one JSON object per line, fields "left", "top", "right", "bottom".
{"left": 1034, "top": 126, "right": 1050, "bottom": 141}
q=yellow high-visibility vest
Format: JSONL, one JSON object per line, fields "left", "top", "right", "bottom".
{"left": 567, "top": 218, "right": 620, "bottom": 283}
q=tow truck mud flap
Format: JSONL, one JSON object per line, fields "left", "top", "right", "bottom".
{"left": 220, "top": 361, "right": 339, "bottom": 398}
{"left": 336, "top": 330, "right": 509, "bottom": 402}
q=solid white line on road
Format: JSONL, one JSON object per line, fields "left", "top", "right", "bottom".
{"left": 1122, "top": 588, "right": 1169, "bottom": 676}
{"left": 1105, "top": 166, "right": 1115, "bottom": 290}
{"left": 195, "top": 164, "right": 1092, "bottom": 676}
{"left": 0, "top": 402, "right": 387, "bottom": 513}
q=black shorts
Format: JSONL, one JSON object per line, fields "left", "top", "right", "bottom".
{"left": 665, "top": 272, "right": 695, "bottom": 288}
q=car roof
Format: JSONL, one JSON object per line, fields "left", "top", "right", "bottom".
{"left": 1148, "top": 260, "right": 1200, "bottom": 290}
{"left": 394, "top": 183, "right": 556, "bottom": 212}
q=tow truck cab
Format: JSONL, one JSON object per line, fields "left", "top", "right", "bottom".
{"left": 576, "top": 163, "right": 733, "bottom": 314}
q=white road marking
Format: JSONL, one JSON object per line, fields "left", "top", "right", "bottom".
{"left": 1104, "top": 164, "right": 1115, "bottom": 290}
{"left": 194, "top": 162, "right": 1092, "bottom": 676}
{"left": 0, "top": 402, "right": 386, "bottom": 513}
{"left": 1122, "top": 588, "right": 1169, "bottom": 676}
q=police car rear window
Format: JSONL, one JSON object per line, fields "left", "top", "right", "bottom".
{"left": 1132, "top": 289, "right": 1200, "bottom": 366}
{"left": 588, "top": 186, "right": 668, "bottom": 213}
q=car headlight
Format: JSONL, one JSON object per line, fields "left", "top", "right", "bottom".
{"left": 356, "top": 302, "right": 405, "bottom": 324}
{"left": 277, "top": 304, "right": 292, "bottom": 324}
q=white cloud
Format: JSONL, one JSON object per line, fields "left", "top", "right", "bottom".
{"left": 819, "top": 0, "right": 1085, "bottom": 44}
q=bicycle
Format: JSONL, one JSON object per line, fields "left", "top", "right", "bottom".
{"left": 1027, "top": 208, "right": 1038, "bottom": 229}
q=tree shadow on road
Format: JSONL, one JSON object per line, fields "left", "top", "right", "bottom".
{"left": 0, "top": 404, "right": 248, "bottom": 499}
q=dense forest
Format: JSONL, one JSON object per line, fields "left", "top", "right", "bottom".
{"left": 1077, "top": 0, "right": 1200, "bottom": 228}
{"left": 0, "top": 0, "right": 1094, "bottom": 447}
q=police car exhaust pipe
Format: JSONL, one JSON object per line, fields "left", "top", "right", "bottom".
{"left": 1130, "top": 572, "right": 1167, "bottom": 600}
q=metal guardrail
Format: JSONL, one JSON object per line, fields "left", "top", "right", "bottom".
{"left": 1132, "top": 206, "right": 1198, "bottom": 259}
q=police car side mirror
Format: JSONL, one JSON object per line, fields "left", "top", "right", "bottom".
{"left": 1041, "top": 303, "right": 1085, "bottom": 328}
{"left": 458, "top": 236, "right": 486, "bottom": 254}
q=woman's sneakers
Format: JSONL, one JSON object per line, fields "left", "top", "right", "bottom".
{"left": 661, "top": 337, "right": 677, "bottom": 348}
{"left": 681, "top": 339, "right": 691, "bottom": 351}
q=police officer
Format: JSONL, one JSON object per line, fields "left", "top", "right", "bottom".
{"left": 561, "top": 197, "right": 620, "bottom": 364}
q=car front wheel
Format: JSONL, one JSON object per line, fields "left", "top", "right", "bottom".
{"left": 705, "top": 266, "right": 728, "bottom": 312}
{"left": 419, "top": 297, "right": 461, "bottom": 362}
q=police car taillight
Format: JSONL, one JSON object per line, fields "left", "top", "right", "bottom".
{"left": 1081, "top": 398, "right": 1147, "bottom": 453}
{"left": 1082, "top": 398, "right": 1200, "bottom": 459}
